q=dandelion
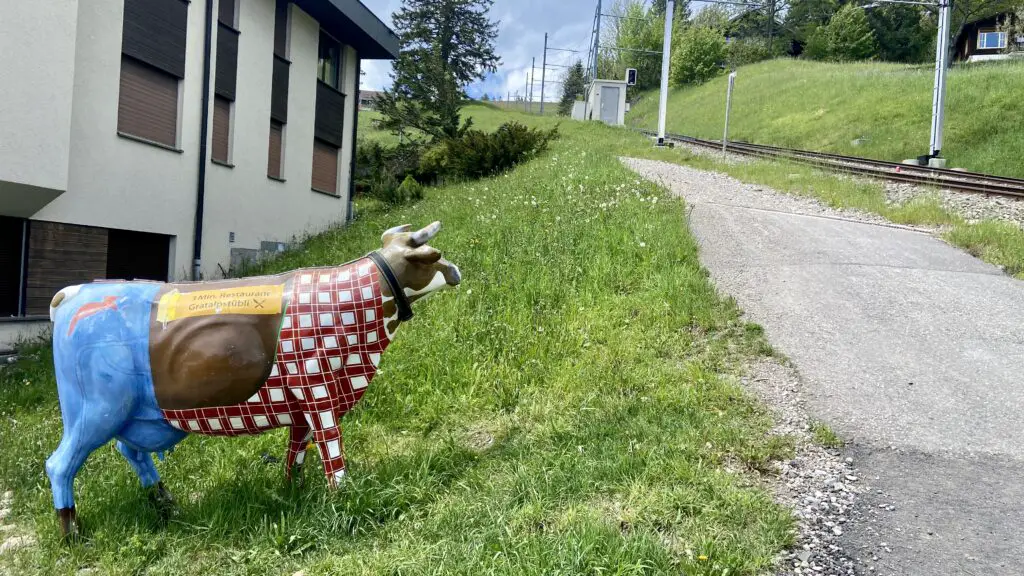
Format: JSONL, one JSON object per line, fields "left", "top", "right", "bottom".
{"left": 698, "top": 555, "right": 708, "bottom": 562}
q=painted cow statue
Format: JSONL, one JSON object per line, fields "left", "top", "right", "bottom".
{"left": 45, "top": 222, "right": 460, "bottom": 538}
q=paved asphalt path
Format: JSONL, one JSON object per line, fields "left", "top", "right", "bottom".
{"left": 630, "top": 160, "right": 1024, "bottom": 575}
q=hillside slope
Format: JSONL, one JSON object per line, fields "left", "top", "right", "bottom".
{"left": 628, "top": 58, "right": 1024, "bottom": 178}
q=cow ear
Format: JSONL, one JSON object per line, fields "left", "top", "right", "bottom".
{"left": 407, "top": 245, "right": 442, "bottom": 264}
{"left": 382, "top": 224, "right": 412, "bottom": 244}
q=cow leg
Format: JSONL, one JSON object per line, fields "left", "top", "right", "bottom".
{"left": 46, "top": 344, "right": 143, "bottom": 541}
{"left": 45, "top": 415, "right": 125, "bottom": 540}
{"left": 308, "top": 411, "right": 347, "bottom": 488}
{"left": 285, "top": 419, "right": 313, "bottom": 485}
{"left": 115, "top": 441, "right": 175, "bottom": 518}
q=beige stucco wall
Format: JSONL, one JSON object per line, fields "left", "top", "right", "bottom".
{"left": 32, "top": 0, "right": 207, "bottom": 280}
{"left": 197, "top": 0, "right": 357, "bottom": 279}
{"left": 0, "top": 0, "right": 77, "bottom": 216}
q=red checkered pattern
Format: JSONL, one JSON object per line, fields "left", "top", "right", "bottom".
{"left": 161, "top": 258, "right": 392, "bottom": 485}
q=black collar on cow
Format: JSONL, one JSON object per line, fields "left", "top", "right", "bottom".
{"left": 367, "top": 251, "right": 414, "bottom": 323}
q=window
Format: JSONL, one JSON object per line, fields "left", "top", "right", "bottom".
{"left": 0, "top": 216, "right": 25, "bottom": 317}
{"left": 268, "top": 121, "right": 284, "bottom": 179}
{"left": 317, "top": 31, "right": 342, "bottom": 90}
{"left": 311, "top": 140, "right": 339, "bottom": 194}
{"left": 212, "top": 96, "right": 232, "bottom": 163}
{"left": 270, "top": 0, "right": 290, "bottom": 178}
{"left": 118, "top": 56, "right": 180, "bottom": 147}
{"left": 118, "top": 0, "right": 188, "bottom": 148}
{"left": 212, "top": 0, "right": 238, "bottom": 165}
{"left": 978, "top": 30, "right": 1007, "bottom": 50}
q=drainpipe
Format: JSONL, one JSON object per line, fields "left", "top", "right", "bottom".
{"left": 347, "top": 58, "right": 362, "bottom": 223}
{"left": 192, "top": 0, "right": 215, "bottom": 281}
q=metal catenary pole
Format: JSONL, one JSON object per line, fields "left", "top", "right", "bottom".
{"left": 723, "top": 71, "right": 736, "bottom": 153}
{"left": 529, "top": 57, "right": 536, "bottom": 113}
{"left": 541, "top": 33, "right": 548, "bottom": 114}
{"left": 930, "top": 0, "right": 951, "bottom": 158}
{"left": 593, "top": 0, "right": 601, "bottom": 80}
{"left": 656, "top": 0, "right": 674, "bottom": 145}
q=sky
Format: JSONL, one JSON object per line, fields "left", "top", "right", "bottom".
{"left": 358, "top": 0, "right": 602, "bottom": 102}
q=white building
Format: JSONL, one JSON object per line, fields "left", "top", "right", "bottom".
{"left": 0, "top": 0, "right": 397, "bottom": 344}
{"left": 583, "top": 80, "right": 627, "bottom": 126}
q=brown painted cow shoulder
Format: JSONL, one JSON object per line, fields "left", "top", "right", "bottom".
{"left": 149, "top": 270, "right": 300, "bottom": 410}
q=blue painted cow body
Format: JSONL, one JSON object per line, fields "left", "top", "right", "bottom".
{"left": 47, "top": 282, "right": 186, "bottom": 511}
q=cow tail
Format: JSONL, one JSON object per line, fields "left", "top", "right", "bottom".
{"left": 49, "top": 285, "right": 82, "bottom": 323}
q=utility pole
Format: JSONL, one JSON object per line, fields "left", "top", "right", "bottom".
{"left": 529, "top": 57, "right": 536, "bottom": 113}
{"left": 930, "top": 0, "right": 952, "bottom": 160}
{"left": 593, "top": 0, "right": 602, "bottom": 81}
{"left": 656, "top": 0, "right": 674, "bottom": 145}
{"left": 540, "top": 33, "right": 548, "bottom": 114}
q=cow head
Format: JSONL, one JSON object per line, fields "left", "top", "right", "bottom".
{"left": 377, "top": 222, "right": 461, "bottom": 305}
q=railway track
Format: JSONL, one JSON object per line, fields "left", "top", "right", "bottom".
{"left": 638, "top": 129, "right": 1024, "bottom": 199}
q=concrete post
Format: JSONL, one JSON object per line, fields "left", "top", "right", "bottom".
{"left": 656, "top": 0, "right": 674, "bottom": 145}
{"left": 723, "top": 71, "right": 736, "bottom": 153}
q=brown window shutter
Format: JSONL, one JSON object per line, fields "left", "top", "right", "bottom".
{"left": 311, "top": 139, "right": 338, "bottom": 194}
{"left": 118, "top": 55, "right": 179, "bottom": 147}
{"left": 212, "top": 96, "right": 231, "bottom": 163}
{"left": 268, "top": 121, "right": 284, "bottom": 178}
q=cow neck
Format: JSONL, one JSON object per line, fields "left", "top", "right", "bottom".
{"left": 367, "top": 251, "right": 413, "bottom": 322}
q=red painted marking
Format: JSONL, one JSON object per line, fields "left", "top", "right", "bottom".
{"left": 68, "top": 296, "right": 118, "bottom": 336}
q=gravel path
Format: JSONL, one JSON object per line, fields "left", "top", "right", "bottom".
{"left": 0, "top": 488, "right": 35, "bottom": 572}
{"left": 623, "top": 156, "right": 1024, "bottom": 576}
{"left": 741, "top": 359, "right": 862, "bottom": 575}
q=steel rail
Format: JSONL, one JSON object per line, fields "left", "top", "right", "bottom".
{"left": 638, "top": 129, "right": 1024, "bottom": 199}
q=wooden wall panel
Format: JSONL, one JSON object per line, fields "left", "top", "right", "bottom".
{"left": 25, "top": 222, "right": 108, "bottom": 315}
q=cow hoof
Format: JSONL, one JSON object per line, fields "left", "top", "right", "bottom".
{"left": 57, "top": 507, "right": 80, "bottom": 543}
{"left": 148, "top": 482, "right": 177, "bottom": 519}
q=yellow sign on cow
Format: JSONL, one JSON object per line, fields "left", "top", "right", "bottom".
{"left": 156, "top": 285, "right": 284, "bottom": 323}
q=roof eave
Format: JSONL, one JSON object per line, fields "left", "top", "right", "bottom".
{"left": 293, "top": 0, "right": 400, "bottom": 60}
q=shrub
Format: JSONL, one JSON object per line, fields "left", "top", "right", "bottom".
{"left": 355, "top": 140, "right": 429, "bottom": 197}
{"left": 727, "top": 37, "right": 777, "bottom": 67}
{"left": 806, "top": 5, "right": 878, "bottom": 62}
{"left": 423, "top": 121, "right": 559, "bottom": 180}
{"left": 670, "top": 25, "right": 727, "bottom": 87}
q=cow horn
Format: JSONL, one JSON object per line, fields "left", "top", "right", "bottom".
{"left": 410, "top": 221, "right": 441, "bottom": 247}
{"left": 382, "top": 224, "right": 412, "bottom": 243}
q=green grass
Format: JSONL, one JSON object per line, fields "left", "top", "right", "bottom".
{"left": 628, "top": 58, "right": 1024, "bottom": 178}
{"left": 809, "top": 421, "right": 844, "bottom": 449}
{"left": 0, "top": 109, "right": 797, "bottom": 575}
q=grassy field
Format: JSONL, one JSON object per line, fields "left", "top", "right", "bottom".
{"left": 628, "top": 58, "right": 1024, "bottom": 178}
{"left": 0, "top": 107, "right": 798, "bottom": 575}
